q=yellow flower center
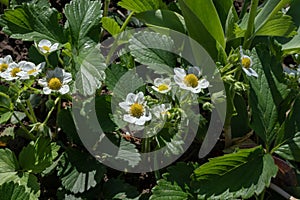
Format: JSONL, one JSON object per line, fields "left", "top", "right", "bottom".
{"left": 158, "top": 84, "right": 169, "bottom": 92}
{"left": 11, "top": 68, "right": 21, "bottom": 77}
{"left": 184, "top": 74, "right": 198, "bottom": 88}
{"left": 242, "top": 57, "right": 251, "bottom": 69}
{"left": 0, "top": 63, "right": 8, "bottom": 72}
{"left": 48, "top": 77, "right": 62, "bottom": 90}
{"left": 28, "top": 69, "right": 37, "bottom": 75}
{"left": 42, "top": 46, "right": 50, "bottom": 52}
{"left": 129, "top": 103, "right": 144, "bottom": 118}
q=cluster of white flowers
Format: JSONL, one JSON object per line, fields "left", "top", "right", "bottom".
{"left": 0, "top": 39, "right": 72, "bottom": 95}
{"left": 119, "top": 66, "right": 209, "bottom": 126}
{"left": 0, "top": 55, "right": 45, "bottom": 81}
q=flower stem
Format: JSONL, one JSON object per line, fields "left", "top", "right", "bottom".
{"left": 270, "top": 183, "right": 298, "bottom": 200}
{"left": 17, "top": 100, "right": 35, "bottom": 124}
{"left": 42, "top": 96, "right": 61, "bottom": 125}
{"left": 243, "top": 0, "right": 259, "bottom": 49}
{"left": 105, "top": 11, "right": 135, "bottom": 64}
{"left": 12, "top": 112, "right": 35, "bottom": 140}
{"left": 26, "top": 99, "right": 38, "bottom": 123}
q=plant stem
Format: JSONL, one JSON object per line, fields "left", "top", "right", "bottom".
{"left": 270, "top": 183, "right": 298, "bottom": 200}
{"left": 18, "top": 100, "right": 35, "bottom": 124}
{"left": 103, "top": 0, "right": 110, "bottom": 17}
{"left": 224, "top": 69, "right": 242, "bottom": 148}
{"left": 243, "top": 0, "right": 259, "bottom": 49}
{"left": 12, "top": 112, "right": 35, "bottom": 140}
{"left": 105, "top": 11, "right": 135, "bottom": 64}
{"left": 42, "top": 96, "right": 61, "bottom": 125}
{"left": 55, "top": 97, "right": 61, "bottom": 135}
{"left": 26, "top": 99, "right": 37, "bottom": 123}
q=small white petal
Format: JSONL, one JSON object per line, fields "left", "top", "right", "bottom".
{"left": 248, "top": 68, "right": 258, "bottom": 78}
{"left": 123, "top": 114, "right": 137, "bottom": 124}
{"left": 174, "top": 68, "right": 186, "bottom": 78}
{"left": 59, "top": 85, "right": 70, "bottom": 94}
{"left": 50, "top": 43, "right": 59, "bottom": 52}
{"left": 135, "top": 92, "right": 144, "bottom": 104}
{"left": 198, "top": 79, "right": 209, "bottom": 88}
{"left": 242, "top": 68, "right": 253, "bottom": 77}
{"left": 119, "top": 102, "right": 130, "bottom": 112}
{"left": 126, "top": 93, "right": 136, "bottom": 104}
{"left": 38, "top": 39, "right": 51, "bottom": 48}
{"left": 43, "top": 87, "right": 52, "bottom": 94}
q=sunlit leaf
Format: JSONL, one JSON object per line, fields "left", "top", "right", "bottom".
{"left": 191, "top": 146, "right": 278, "bottom": 199}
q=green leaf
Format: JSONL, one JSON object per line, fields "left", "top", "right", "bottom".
{"left": 105, "top": 64, "right": 128, "bottom": 91}
{"left": 0, "top": 182, "right": 30, "bottom": 200}
{"left": 95, "top": 95, "right": 117, "bottom": 132}
{"left": 74, "top": 45, "right": 106, "bottom": 96}
{"left": 101, "top": 17, "right": 121, "bottom": 36}
{"left": 57, "top": 148, "right": 106, "bottom": 194}
{"left": 0, "top": 112, "right": 13, "bottom": 124}
{"left": 135, "top": 10, "right": 186, "bottom": 34}
{"left": 19, "top": 137, "right": 60, "bottom": 174}
{"left": 255, "top": 12, "right": 296, "bottom": 37}
{"left": 162, "top": 162, "right": 196, "bottom": 190}
{"left": 115, "top": 138, "right": 141, "bottom": 167}
{"left": 282, "top": 27, "right": 300, "bottom": 52}
{"left": 0, "top": 149, "right": 19, "bottom": 185}
{"left": 129, "top": 31, "right": 177, "bottom": 67}
{"left": 0, "top": 92, "right": 13, "bottom": 115}
{"left": 150, "top": 179, "right": 188, "bottom": 200}
{"left": 212, "top": 0, "right": 234, "bottom": 31}
{"left": 0, "top": 3, "right": 66, "bottom": 42}
{"left": 179, "top": 0, "right": 226, "bottom": 61}
{"left": 254, "top": 0, "right": 291, "bottom": 35}
{"left": 1, "top": 127, "right": 15, "bottom": 139}
{"left": 248, "top": 47, "right": 289, "bottom": 145}
{"left": 118, "top": 0, "right": 162, "bottom": 13}
{"left": 10, "top": 111, "right": 26, "bottom": 124}
{"left": 275, "top": 132, "right": 300, "bottom": 162}
{"left": 103, "top": 178, "right": 139, "bottom": 199}
{"left": 64, "top": 0, "right": 102, "bottom": 48}
{"left": 58, "top": 108, "right": 82, "bottom": 145}
{"left": 191, "top": 146, "right": 278, "bottom": 199}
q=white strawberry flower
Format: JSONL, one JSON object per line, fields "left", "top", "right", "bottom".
{"left": 119, "top": 92, "right": 152, "bottom": 126}
{"left": 152, "top": 78, "right": 172, "bottom": 93}
{"left": 0, "top": 55, "right": 13, "bottom": 73}
{"left": 16, "top": 61, "right": 45, "bottom": 80}
{"left": 38, "top": 67, "right": 72, "bottom": 95}
{"left": 174, "top": 66, "right": 209, "bottom": 93}
{"left": 37, "top": 39, "right": 59, "bottom": 54}
{"left": 0, "top": 62, "right": 22, "bottom": 81}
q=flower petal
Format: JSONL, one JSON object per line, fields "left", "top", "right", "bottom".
{"left": 174, "top": 68, "right": 186, "bottom": 78}
{"left": 125, "top": 93, "right": 136, "bottom": 104}
{"left": 43, "top": 87, "right": 52, "bottom": 94}
{"left": 135, "top": 92, "right": 144, "bottom": 104}
{"left": 38, "top": 39, "right": 51, "bottom": 48}
{"left": 198, "top": 79, "right": 209, "bottom": 88}
{"left": 119, "top": 102, "right": 130, "bottom": 112}
{"left": 248, "top": 68, "right": 258, "bottom": 78}
{"left": 123, "top": 114, "right": 137, "bottom": 124}
{"left": 59, "top": 85, "right": 70, "bottom": 94}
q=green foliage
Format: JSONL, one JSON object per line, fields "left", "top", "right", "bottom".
{"left": 64, "top": 0, "right": 102, "bottom": 49}
{"left": 0, "top": 149, "right": 19, "bottom": 184}
{"left": 179, "top": 0, "right": 226, "bottom": 62}
{"left": 115, "top": 138, "right": 141, "bottom": 167}
{"left": 275, "top": 132, "right": 300, "bottom": 162}
{"left": 135, "top": 10, "right": 186, "bottom": 34}
{"left": 19, "top": 137, "right": 60, "bottom": 174}
{"left": 150, "top": 179, "right": 188, "bottom": 200}
{"left": 118, "top": 0, "right": 166, "bottom": 13}
{"left": 103, "top": 178, "right": 139, "bottom": 199}
{"left": 0, "top": 182, "right": 30, "bottom": 200}
{"left": 191, "top": 146, "right": 278, "bottom": 199}
{"left": 0, "top": 3, "right": 66, "bottom": 42}
{"left": 101, "top": 17, "right": 121, "bottom": 36}
{"left": 57, "top": 148, "right": 106, "bottom": 194}
{"left": 74, "top": 45, "right": 106, "bottom": 96}
{"left": 129, "top": 31, "right": 177, "bottom": 67}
